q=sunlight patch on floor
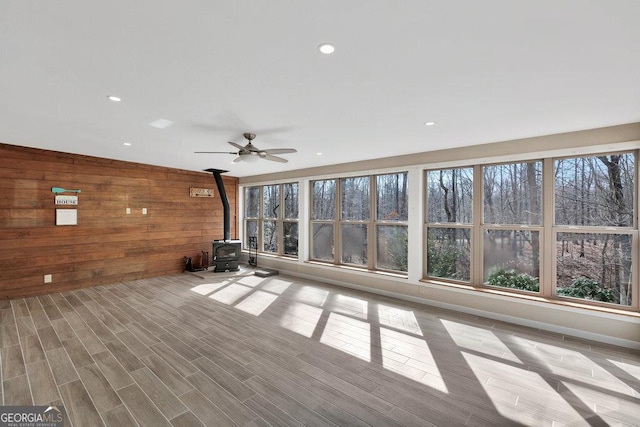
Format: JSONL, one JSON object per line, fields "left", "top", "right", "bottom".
{"left": 332, "top": 294, "right": 368, "bottom": 319}
{"left": 442, "top": 319, "right": 521, "bottom": 363}
{"left": 209, "top": 283, "right": 253, "bottom": 304}
{"left": 377, "top": 304, "right": 422, "bottom": 335}
{"left": 513, "top": 337, "right": 634, "bottom": 395}
{"left": 560, "top": 381, "right": 606, "bottom": 414}
{"left": 291, "top": 286, "right": 329, "bottom": 307}
{"left": 260, "top": 278, "right": 292, "bottom": 294}
{"left": 580, "top": 358, "right": 635, "bottom": 395}
{"left": 380, "top": 326, "right": 448, "bottom": 393}
{"left": 564, "top": 379, "right": 640, "bottom": 425}
{"left": 237, "top": 275, "right": 267, "bottom": 287}
{"left": 234, "top": 290, "right": 279, "bottom": 316}
{"left": 190, "top": 281, "right": 229, "bottom": 296}
{"left": 321, "top": 312, "right": 370, "bottom": 361}
{"left": 279, "top": 302, "right": 323, "bottom": 337}
{"left": 608, "top": 359, "right": 640, "bottom": 383}
{"left": 463, "top": 351, "right": 582, "bottom": 425}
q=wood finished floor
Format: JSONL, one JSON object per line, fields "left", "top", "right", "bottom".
{"left": 1, "top": 271, "right": 639, "bottom": 427}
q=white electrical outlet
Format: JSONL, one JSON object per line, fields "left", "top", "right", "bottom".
{"left": 126, "top": 207, "right": 131, "bottom": 214}
{"left": 44, "top": 274, "right": 52, "bottom": 284}
{"left": 142, "top": 208, "right": 147, "bottom": 215}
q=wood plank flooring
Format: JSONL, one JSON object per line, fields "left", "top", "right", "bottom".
{"left": 1, "top": 271, "right": 639, "bottom": 426}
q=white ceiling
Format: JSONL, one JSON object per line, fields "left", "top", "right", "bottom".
{"left": 1, "top": 1, "right": 639, "bottom": 178}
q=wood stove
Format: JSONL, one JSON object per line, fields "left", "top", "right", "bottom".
{"left": 212, "top": 239, "right": 241, "bottom": 272}
{"left": 205, "top": 168, "right": 241, "bottom": 272}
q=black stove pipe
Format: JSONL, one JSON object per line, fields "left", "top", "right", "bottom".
{"left": 205, "top": 168, "right": 231, "bottom": 241}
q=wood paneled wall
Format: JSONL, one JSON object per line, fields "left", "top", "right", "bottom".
{"left": 0, "top": 143, "right": 238, "bottom": 299}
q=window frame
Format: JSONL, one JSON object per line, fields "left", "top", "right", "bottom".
{"left": 550, "top": 151, "right": 637, "bottom": 307}
{"left": 309, "top": 172, "right": 409, "bottom": 275}
{"left": 423, "top": 151, "right": 639, "bottom": 310}
{"left": 243, "top": 182, "right": 299, "bottom": 258}
{"left": 340, "top": 175, "right": 372, "bottom": 268}
{"left": 424, "top": 166, "right": 475, "bottom": 283}
{"left": 481, "top": 160, "right": 544, "bottom": 295}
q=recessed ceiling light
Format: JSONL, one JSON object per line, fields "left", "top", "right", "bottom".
{"left": 424, "top": 121, "right": 435, "bottom": 126}
{"left": 123, "top": 142, "right": 131, "bottom": 146}
{"left": 107, "top": 95, "right": 122, "bottom": 102}
{"left": 318, "top": 43, "right": 335, "bottom": 54}
{"left": 149, "top": 118, "right": 174, "bottom": 129}
{"left": 316, "top": 152, "right": 323, "bottom": 156}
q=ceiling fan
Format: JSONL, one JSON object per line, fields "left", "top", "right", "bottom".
{"left": 195, "top": 132, "right": 297, "bottom": 163}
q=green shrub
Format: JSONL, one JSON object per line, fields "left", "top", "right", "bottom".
{"left": 487, "top": 268, "right": 539, "bottom": 292}
{"left": 427, "top": 239, "right": 460, "bottom": 278}
{"left": 388, "top": 230, "right": 408, "bottom": 272}
{"left": 557, "top": 277, "right": 614, "bottom": 302}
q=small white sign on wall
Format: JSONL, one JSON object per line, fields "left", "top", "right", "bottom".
{"left": 55, "top": 195, "right": 78, "bottom": 205}
{"left": 56, "top": 209, "right": 78, "bottom": 226}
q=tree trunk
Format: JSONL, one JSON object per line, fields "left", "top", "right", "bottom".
{"left": 598, "top": 155, "right": 630, "bottom": 304}
{"left": 439, "top": 170, "right": 453, "bottom": 222}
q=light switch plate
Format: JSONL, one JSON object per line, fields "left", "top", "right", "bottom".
{"left": 44, "top": 274, "right": 52, "bottom": 283}
{"left": 126, "top": 208, "right": 131, "bottom": 214}
{"left": 142, "top": 208, "right": 147, "bottom": 215}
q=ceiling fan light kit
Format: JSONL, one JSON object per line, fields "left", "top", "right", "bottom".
{"left": 195, "top": 132, "right": 297, "bottom": 163}
{"left": 237, "top": 152, "right": 260, "bottom": 163}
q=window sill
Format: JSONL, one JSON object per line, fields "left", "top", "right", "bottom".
{"left": 419, "top": 278, "right": 640, "bottom": 318}
{"left": 305, "top": 260, "right": 409, "bottom": 280}
{"left": 241, "top": 251, "right": 409, "bottom": 279}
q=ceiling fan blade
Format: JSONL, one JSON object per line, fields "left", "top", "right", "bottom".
{"left": 232, "top": 156, "right": 243, "bottom": 163}
{"left": 194, "top": 151, "right": 237, "bottom": 154}
{"left": 228, "top": 141, "right": 245, "bottom": 151}
{"left": 262, "top": 148, "right": 297, "bottom": 155}
{"left": 263, "top": 154, "right": 288, "bottom": 163}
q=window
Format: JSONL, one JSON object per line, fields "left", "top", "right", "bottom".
{"left": 310, "top": 172, "right": 408, "bottom": 273}
{"left": 424, "top": 151, "right": 637, "bottom": 309}
{"left": 376, "top": 173, "right": 408, "bottom": 272}
{"left": 483, "top": 161, "right": 542, "bottom": 293}
{"left": 426, "top": 227, "right": 471, "bottom": 281}
{"left": 554, "top": 154, "right": 634, "bottom": 306}
{"left": 312, "top": 179, "right": 336, "bottom": 220}
{"left": 243, "top": 182, "right": 299, "bottom": 257}
{"left": 425, "top": 167, "right": 473, "bottom": 281}
{"left": 426, "top": 168, "right": 473, "bottom": 224}
{"left": 484, "top": 162, "right": 542, "bottom": 225}
{"left": 556, "top": 232, "right": 632, "bottom": 304}
{"left": 341, "top": 223, "right": 368, "bottom": 266}
{"left": 555, "top": 155, "right": 634, "bottom": 227}
{"left": 263, "top": 185, "right": 279, "bottom": 253}
{"left": 311, "top": 180, "right": 336, "bottom": 261}
{"left": 244, "top": 186, "right": 259, "bottom": 252}
{"left": 341, "top": 176, "right": 370, "bottom": 266}
{"left": 283, "top": 183, "right": 299, "bottom": 256}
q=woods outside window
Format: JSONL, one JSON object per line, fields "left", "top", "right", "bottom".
{"left": 425, "top": 151, "right": 637, "bottom": 308}
{"left": 244, "top": 183, "right": 299, "bottom": 257}
{"left": 310, "top": 172, "right": 408, "bottom": 274}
